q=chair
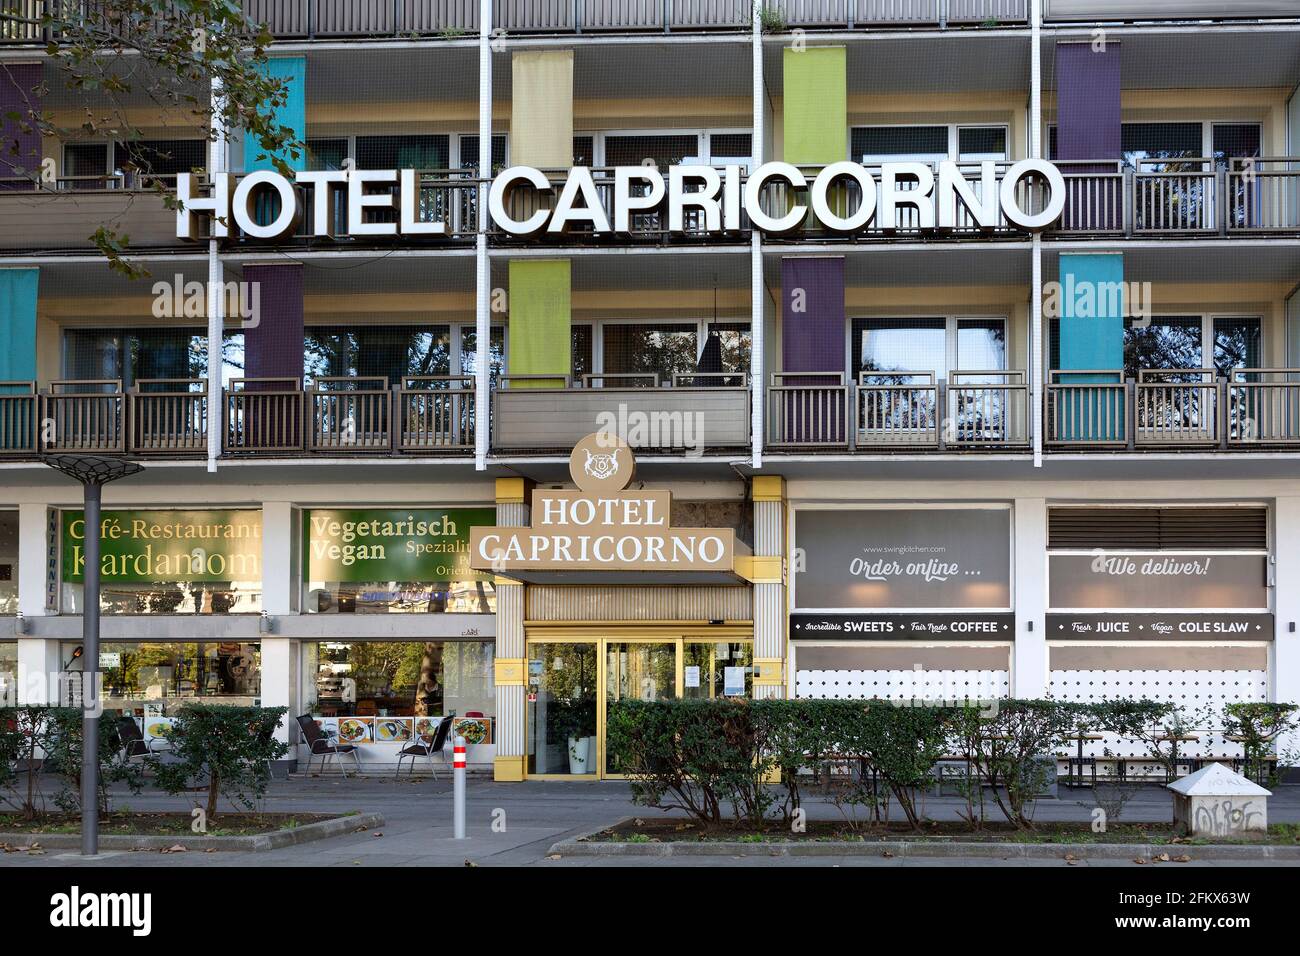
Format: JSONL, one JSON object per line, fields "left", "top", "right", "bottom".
{"left": 395, "top": 714, "right": 455, "bottom": 779}
{"left": 117, "top": 716, "right": 151, "bottom": 761}
{"left": 297, "top": 714, "right": 361, "bottom": 777}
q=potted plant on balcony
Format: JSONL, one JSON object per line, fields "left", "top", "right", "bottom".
{"left": 554, "top": 696, "right": 598, "bottom": 775}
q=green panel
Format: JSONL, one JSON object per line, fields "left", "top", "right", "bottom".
{"left": 243, "top": 56, "right": 306, "bottom": 172}
{"left": 62, "top": 510, "right": 263, "bottom": 583}
{"left": 508, "top": 259, "right": 571, "bottom": 388}
{"left": 783, "top": 47, "right": 847, "bottom": 166}
{"left": 303, "top": 508, "right": 497, "bottom": 584}
{"left": 0, "top": 268, "right": 38, "bottom": 380}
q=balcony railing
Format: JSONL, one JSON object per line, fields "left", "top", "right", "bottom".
{"left": 2, "top": 1, "right": 1032, "bottom": 44}
{"left": 7, "top": 368, "right": 1300, "bottom": 461}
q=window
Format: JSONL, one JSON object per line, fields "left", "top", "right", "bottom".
{"left": 1212, "top": 124, "right": 1261, "bottom": 170}
{"left": 306, "top": 138, "right": 349, "bottom": 171}
{"left": 458, "top": 134, "right": 507, "bottom": 171}
{"left": 65, "top": 642, "right": 261, "bottom": 713}
{"left": 62, "top": 328, "right": 245, "bottom": 389}
{"left": 63, "top": 143, "right": 110, "bottom": 181}
{"left": 853, "top": 125, "right": 1008, "bottom": 164}
{"left": 572, "top": 324, "right": 593, "bottom": 380}
{"left": 114, "top": 140, "right": 206, "bottom": 178}
{"left": 604, "top": 134, "right": 699, "bottom": 170}
{"left": 0, "top": 511, "right": 14, "bottom": 615}
{"left": 304, "top": 641, "right": 494, "bottom": 723}
{"left": 461, "top": 325, "right": 505, "bottom": 385}
{"left": 355, "top": 135, "right": 449, "bottom": 169}
{"left": 304, "top": 325, "right": 452, "bottom": 383}
{"left": 852, "top": 316, "right": 1006, "bottom": 383}
{"left": 1121, "top": 122, "right": 1202, "bottom": 169}
{"left": 1122, "top": 315, "right": 1262, "bottom": 379}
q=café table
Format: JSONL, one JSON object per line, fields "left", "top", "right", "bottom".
{"left": 1064, "top": 731, "right": 1105, "bottom": 788}
{"left": 1156, "top": 734, "right": 1201, "bottom": 782}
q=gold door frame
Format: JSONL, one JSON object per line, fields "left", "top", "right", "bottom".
{"left": 524, "top": 624, "right": 753, "bottom": 781}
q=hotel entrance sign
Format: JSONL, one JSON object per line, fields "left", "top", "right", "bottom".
{"left": 469, "top": 434, "right": 738, "bottom": 574}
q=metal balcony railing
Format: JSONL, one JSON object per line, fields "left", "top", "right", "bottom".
{"left": 42, "top": 379, "right": 125, "bottom": 453}
{"left": 398, "top": 375, "right": 476, "bottom": 450}
{"left": 1227, "top": 370, "right": 1300, "bottom": 446}
{"left": 767, "top": 372, "right": 849, "bottom": 448}
{"left": 0, "top": 382, "right": 39, "bottom": 457}
{"left": 128, "top": 378, "right": 208, "bottom": 455}
{"left": 1, "top": 0, "right": 1029, "bottom": 43}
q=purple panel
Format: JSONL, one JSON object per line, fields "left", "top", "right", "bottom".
{"left": 243, "top": 263, "right": 304, "bottom": 382}
{"left": 1055, "top": 41, "right": 1121, "bottom": 164}
{"left": 0, "top": 63, "right": 43, "bottom": 186}
{"left": 1055, "top": 42, "right": 1122, "bottom": 231}
{"left": 780, "top": 257, "right": 845, "bottom": 444}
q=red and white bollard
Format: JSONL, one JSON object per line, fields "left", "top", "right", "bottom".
{"left": 453, "top": 735, "right": 466, "bottom": 840}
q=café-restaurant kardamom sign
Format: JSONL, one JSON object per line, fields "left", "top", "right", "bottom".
{"left": 304, "top": 508, "right": 496, "bottom": 583}
{"left": 62, "top": 510, "right": 262, "bottom": 583}
{"left": 469, "top": 434, "right": 738, "bottom": 574}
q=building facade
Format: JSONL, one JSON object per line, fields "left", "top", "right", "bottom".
{"left": 2, "top": 0, "right": 1300, "bottom": 778}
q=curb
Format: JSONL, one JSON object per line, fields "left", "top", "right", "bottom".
{"left": 547, "top": 837, "right": 1300, "bottom": 861}
{"left": 4, "top": 812, "right": 385, "bottom": 853}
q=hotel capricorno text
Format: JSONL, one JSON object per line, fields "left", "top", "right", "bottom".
{"left": 2, "top": 0, "right": 1300, "bottom": 779}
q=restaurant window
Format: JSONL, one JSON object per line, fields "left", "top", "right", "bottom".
{"left": 303, "top": 640, "right": 494, "bottom": 733}
{"left": 60, "top": 509, "right": 262, "bottom": 615}
{"left": 62, "top": 328, "right": 245, "bottom": 390}
{"left": 0, "top": 641, "right": 15, "bottom": 703}
{"left": 0, "top": 511, "right": 15, "bottom": 615}
{"left": 64, "top": 641, "right": 262, "bottom": 714}
{"left": 304, "top": 325, "right": 452, "bottom": 384}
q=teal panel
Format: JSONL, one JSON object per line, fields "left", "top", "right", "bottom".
{"left": 0, "top": 267, "right": 38, "bottom": 381}
{"left": 243, "top": 56, "right": 306, "bottom": 172}
{"left": 1056, "top": 253, "right": 1124, "bottom": 441}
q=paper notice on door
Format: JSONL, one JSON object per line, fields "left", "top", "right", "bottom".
{"left": 723, "top": 667, "right": 744, "bottom": 696}
{"left": 684, "top": 665, "right": 700, "bottom": 689}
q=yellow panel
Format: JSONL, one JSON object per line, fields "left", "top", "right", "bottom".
{"left": 750, "top": 475, "right": 786, "bottom": 501}
{"left": 512, "top": 50, "right": 573, "bottom": 169}
{"left": 494, "top": 658, "right": 525, "bottom": 686}
{"left": 753, "top": 657, "right": 785, "bottom": 685}
{"left": 736, "top": 555, "right": 783, "bottom": 584}
{"left": 494, "top": 755, "right": 526, "bottom": 782}
{"left": 495, "top": 477, "right": 527, "bottom": 503}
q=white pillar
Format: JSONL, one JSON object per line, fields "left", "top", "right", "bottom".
{"left": 260, "top": 637, "right": 295, "bottom": 749}
{"left": 260, "top": 500, "right": 295, "bottom": 616}
{"left": 1030, "top": 0, "right": 1044, "bottom": 468}
{"left": 1273, "top": 497, "right": 1300, "bottom": 754}
{"left": 17, "top": 639, "right": 61, "bottom": 705}
{"left": 474, "top": 0, "right": 493, "bottom": 470}
{"left": 207, "top": 73, "right": 227, "bottom": 473}
{"left": 16, "top": 501, "right": 49, "bottom": 619}
{"left": 1013, "top": 497, "right": 1048, "bottom": 697}
{"left": 749, "top": 0, "right": 765, "bottom": 468}
{"left": 493, "top": 479, "right": 529, "bottom": 780}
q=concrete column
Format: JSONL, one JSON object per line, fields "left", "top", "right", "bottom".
{"left": 260, "top": 500, "right": 295, "bottom": 616}
{"left": 1273, "top": 497, "right": 1300, "bottom": 754}
{"left": 16, "top": 639, "right": 61, "bottom": 705}
{"left": 259, "top": 637, "right": 296, "bottom": 756}
{"left": 16, "top": 501, "right": 50, "bottom": 619}
{"left": 493, "top": 478, "right": 531, "bottom": 781}
{"left": 1013, "top": 498, "right": 1048, "bottom": 698}
{"left": 751, "top": 476, "right": 786, "bottom": 700}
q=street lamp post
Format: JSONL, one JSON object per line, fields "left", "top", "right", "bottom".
{"left": 43, "top": 454, "right": 144, "bottom": 857}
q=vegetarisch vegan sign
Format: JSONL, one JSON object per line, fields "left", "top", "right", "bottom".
{"left": 304, "top": 508, "right": 496, "bottom": 583}
{"left": 469, "top": 433, "right": 739, "bottom": 574}
{"left": 176, "top": 160, "right": 1066, "bottom": 241}
{"left": 62, "top": 510, "right": 262, "bottom": 583}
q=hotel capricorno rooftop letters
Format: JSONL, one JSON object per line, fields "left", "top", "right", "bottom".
{"left": 175, "top": 159, "right": 1067, "bottom": 240}
{"left": 469, "top": 433, "right": 744, "bottom": 577}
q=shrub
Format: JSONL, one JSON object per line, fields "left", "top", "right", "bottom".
{"left": 605, "top": 698, "right": 774, "bottom": 827}
{"left": 148, "top": 705, "right": 287, "bottom": 819}
{"left": 1222, "top": 701, "right": 1299, "bottom": 787}
{"left": 838, "top": 702, "right": 951, "bottom": 831}
{"left": 42, "top": 708, "right": 144, "bottom": 814}
{"left": 967, "top": 699, "right": 1083, "bottom": 829}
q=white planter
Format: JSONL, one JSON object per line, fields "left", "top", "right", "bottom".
{"left": 568, "top": 735, "right": 594, "bottom": 775}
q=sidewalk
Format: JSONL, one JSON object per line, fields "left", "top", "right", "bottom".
{"left": 3, "top": 777, "right": 1298, "bottom": 867}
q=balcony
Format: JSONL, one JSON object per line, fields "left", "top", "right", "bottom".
{"left": 5, "top": 368, "right": 1300, "bottom": 462}
{"left": 0, "top": 1, "right": 1029, "bottom": 44}
{"left": 767, "top": 370, "right": 1030, "bottom": 451}
{"left": 0, "top": 176, "right": 179, "bottom": 252}
{"left": 491, "top": 372, "right": 751, "bottom": 452}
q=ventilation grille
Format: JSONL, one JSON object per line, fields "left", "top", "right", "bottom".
{"left": 1048, "top": 507, "right": 1267, "bottom": 551}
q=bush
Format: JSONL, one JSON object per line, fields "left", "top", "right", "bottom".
{"left": 605, "top": 698, "right": 774, "bottom": 827}
{"left": 1223, "top": 701, "right": 1299, "bottom": 787}
{"left": 839, "top": 702, "right": 952, "bottom": 831}
{"left": 41, "top": 708, "right": 144, "bottom": 814}
{"left": 148, "top": 705, "right": 287, "bottom": 819}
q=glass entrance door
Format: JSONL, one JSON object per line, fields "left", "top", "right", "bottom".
{"left": 603, "top": 641, "right": 678, "bottom": 776}
{"left": 525, "top": 641, "right": 598, "bottom": 777}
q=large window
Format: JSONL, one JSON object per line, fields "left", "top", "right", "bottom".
{"left": 62, "top": 328, "right": 245, "bottom": 389}
{"left": 64, "top": 641, "right": 261, "bottom": 714}
{"left": 1122, "top": 315, "right": 1262, "bottom": 379}
{"left": 600, "top": 321, "right": 750, "bottom": 386}
{"left": 0, "top": 512, "right": 15, "bottom": 615}
{"left": 304, "top": 325, "right": 452, "bottom": 383}
{"left": 304, "top": 640, "right": 494, "bottom": 722}
{"left": 853, "top": 317, "right": 1007, "bottom": 383}
{"left": 1050, "top": 122, "right": 1262, "bottom": 170}
{"left": 853, "top": 125, "right": 1008, "bottom": 164}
